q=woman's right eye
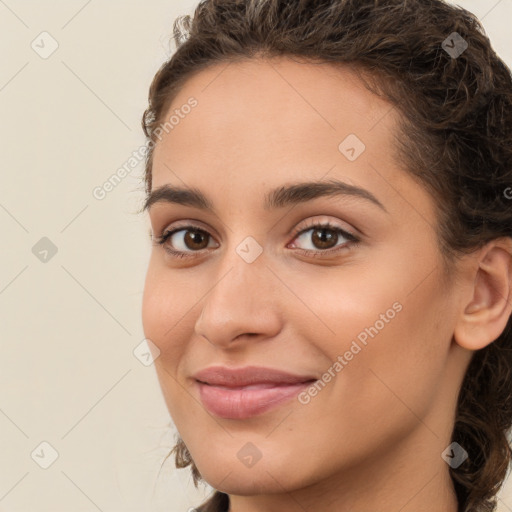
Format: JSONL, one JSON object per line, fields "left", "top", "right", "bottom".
{"left": 154, "top": 225, "right": 218, "bottom": 259}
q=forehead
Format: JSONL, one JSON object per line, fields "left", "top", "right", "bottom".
{"left": 149, "top": 57, "right": 434, "bottom": 224}
{"left": 153, "top": 58, "right": 393, "bottom": 178}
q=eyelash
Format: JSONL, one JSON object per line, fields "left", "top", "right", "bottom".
{"left": 152, "top": 221, "right": 360, "bottom": 260}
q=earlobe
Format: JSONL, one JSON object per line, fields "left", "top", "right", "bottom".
{"left": 454, "top": 238, "right": 512, "bottom": 351}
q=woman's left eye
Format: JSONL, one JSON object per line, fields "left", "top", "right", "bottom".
{"left": 288, "top": 222, "right": 359, "bottom": 257}
{"left": 153, "top": 222, "right": 359, "bottom": 259}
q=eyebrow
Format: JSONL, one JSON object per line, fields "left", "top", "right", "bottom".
{"left": 143, "top": 179, "right": 387, "bottom": 213}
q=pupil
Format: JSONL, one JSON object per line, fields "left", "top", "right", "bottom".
{"left": 313, "top": 228, "right": 337, "bottom": 249}
{"left": 186, "top": 230, "right": 207, "bottom": 249}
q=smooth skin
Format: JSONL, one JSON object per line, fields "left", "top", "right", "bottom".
{"left": 142, "top": 57, "right": 512, "bottom": 512}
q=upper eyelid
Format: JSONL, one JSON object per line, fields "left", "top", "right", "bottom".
{"left": 162, "top": 222, "right": 217, "bottom": 240}
{"left": 159, "top": 219, "right": 354, "bottom": 237}
{"left": 160, "top": 213, "right": 357, "bottom": 233}
{"left": 292, "top": 218, "right": 357, "bottom": 237}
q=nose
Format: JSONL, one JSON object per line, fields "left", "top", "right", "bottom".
{"left": 194, "top": 250, "right": 282, "bottom": 349}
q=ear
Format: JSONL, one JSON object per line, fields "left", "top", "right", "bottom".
{"left": 454, "top": 237, "right": 512, "bottom": 351}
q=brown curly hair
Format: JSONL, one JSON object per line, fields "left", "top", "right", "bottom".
{"left": 141, "top": 1, "right": 512, "bottom": 511}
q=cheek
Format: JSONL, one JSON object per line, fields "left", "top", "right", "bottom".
{"left": 286, "top": 262, "right": 406, "bottom": 362}
{"left": 141, "top": 261, "right": 167, "bottom": 346}
{"left": 141, "top": 257, "right": 192, "bottom": 362}
{"left": 142, "top": 260, "right": 197, "bottom": 419}
{"left": 288, "top": 254, "right": 452, "bottom": 431}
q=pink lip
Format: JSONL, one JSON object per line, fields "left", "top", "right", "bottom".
{"left": 193, "top": 366, "right": 317, "bottom": 419}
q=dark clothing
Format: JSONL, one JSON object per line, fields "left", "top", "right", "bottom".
{"left": 196, "top": 491, "right": 230, "bottom": 512}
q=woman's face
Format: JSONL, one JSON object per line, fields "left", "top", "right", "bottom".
{"left": 142, "top": 58, "right": 470, "bottom": 499}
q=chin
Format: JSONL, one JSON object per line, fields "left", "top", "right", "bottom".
{"left": 200, "top": 468, "right": 287, "bottom": 496}
{"left": 193, "top": 446, "right": 316, "bottom": 497}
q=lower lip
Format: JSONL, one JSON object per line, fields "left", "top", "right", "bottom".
{"left": 197, "top": 381, "right": 314, "bottom": 419}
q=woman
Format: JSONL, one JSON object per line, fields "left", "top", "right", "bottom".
{"left": 140, "top": 0, "right": 512, "bottom": 511}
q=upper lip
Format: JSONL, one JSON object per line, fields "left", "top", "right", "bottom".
{"left": 193, "top": 366, "right": 317, "bottom": 387}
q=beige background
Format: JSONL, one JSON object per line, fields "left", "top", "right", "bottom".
{"left": 0, "top": 1, "right": 511, "bottom": 511}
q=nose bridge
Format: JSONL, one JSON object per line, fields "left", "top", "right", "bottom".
{"left": 194, "top": 239, "right": 281, "bottom": 346}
